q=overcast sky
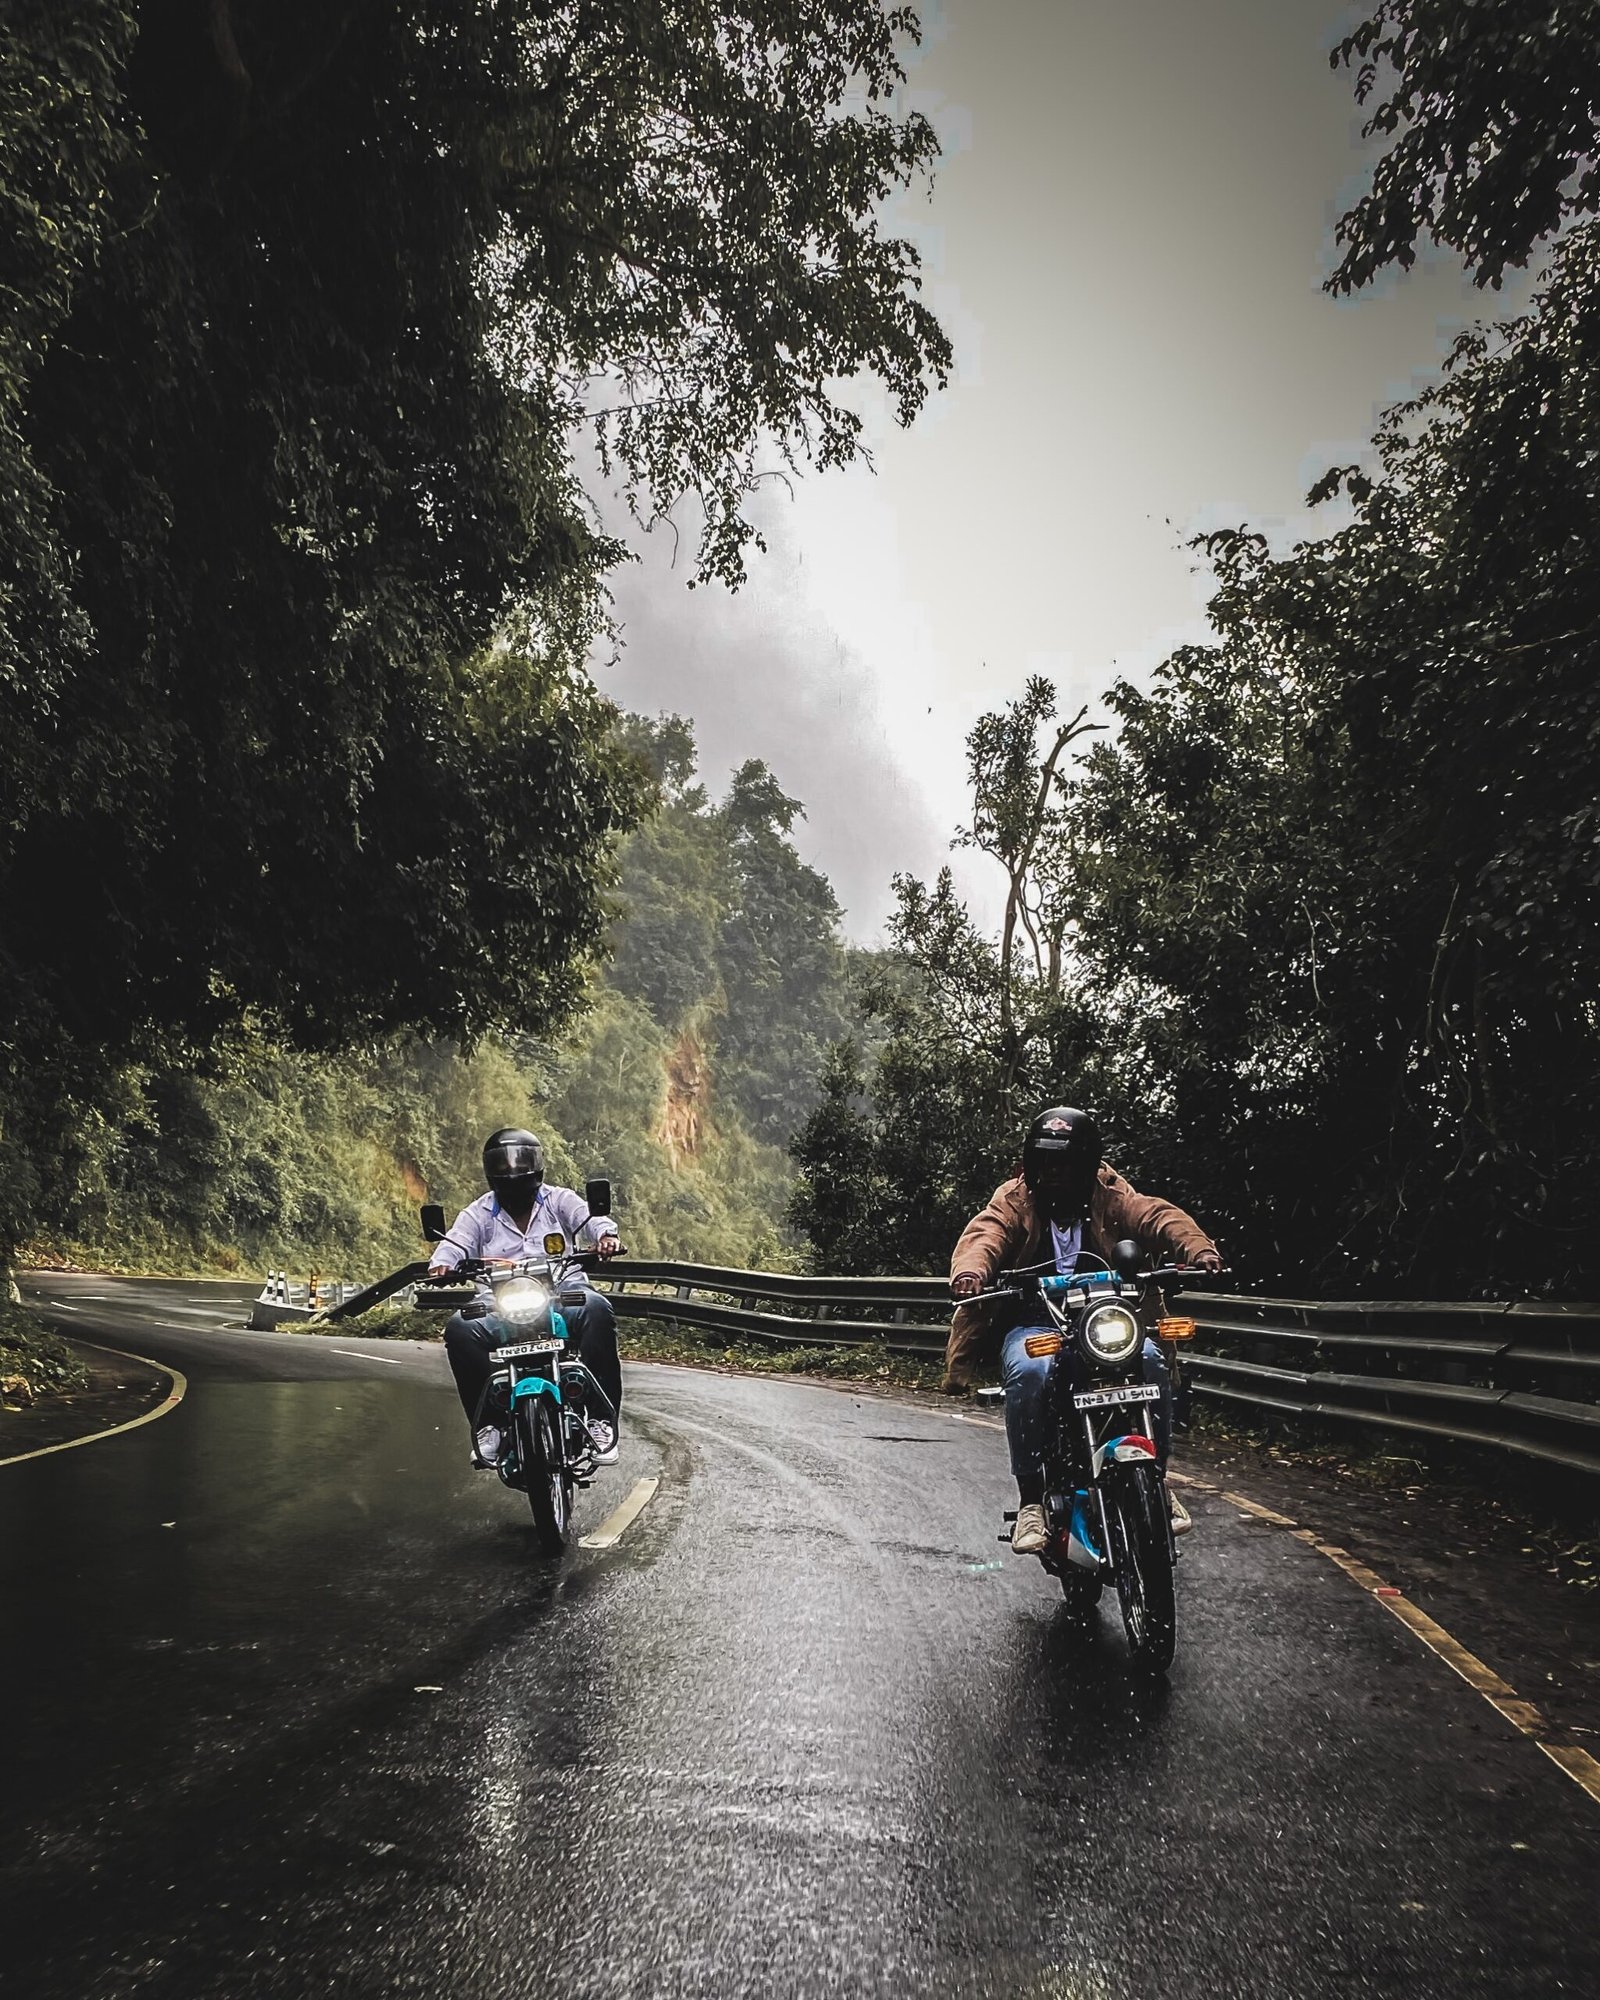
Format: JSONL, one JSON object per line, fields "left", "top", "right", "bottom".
{"left": 595, "top": 0, "right": 1529, "bottom": 939}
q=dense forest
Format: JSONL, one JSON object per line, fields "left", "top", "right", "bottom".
{"left": 792, "top": 2, "right": 1600, "bottom": 1301}
{"left": 0, "top": 2, "right": 947, "bottom": 1280}
{"left": 5, "top": 3, "right": 1597, "bottom": 1303}
{"left": 25, "top": 715, "right": 858, "bottom": 1276}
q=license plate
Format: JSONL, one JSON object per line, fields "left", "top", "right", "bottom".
{"left": 498, "top": 1342, "right": 560, "bottom": 1362}
{"left": 1073, "top": 1383, "right": 1162, "bottom": 1411}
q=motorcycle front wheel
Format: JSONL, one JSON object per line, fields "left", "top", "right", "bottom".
{"left": 519, "top": 1399, "right": 572, "bottom": 1557}
{"left": 1108, "top": 1464, "right": 1176, "bottom": 1673}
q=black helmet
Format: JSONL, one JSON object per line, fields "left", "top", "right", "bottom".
{"left": 483, "top": 1127, "right": 545, "bottom": 1207}
{"left": 1022, "top": 1105, "right": 1102, "bottom": 1221}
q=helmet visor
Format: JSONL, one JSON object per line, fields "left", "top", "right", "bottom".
{"left": 485, "top": 1139, "right": 543, "bottom": 1180}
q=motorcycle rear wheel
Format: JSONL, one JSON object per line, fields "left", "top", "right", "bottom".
{"left": 1109, "top": 1464, "right": 1176, "bottom": 1673}
{"left": 520, "top": 1400, "right": 571, "bottom": 1557}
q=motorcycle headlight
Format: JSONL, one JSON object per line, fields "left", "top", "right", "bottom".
{"left": 496, "top": 1279, "right": 550, "bottom": 1323}
{"left": 1080, "top": 1302, "right": 1142, "bottom": 1367}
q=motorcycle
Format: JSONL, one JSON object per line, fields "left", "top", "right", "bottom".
{"left": 977, "top": 1240, "right": 1213, "bottom": 1673}
{"left": 419, "top": 1193, "right": 621, "bottom": 1558}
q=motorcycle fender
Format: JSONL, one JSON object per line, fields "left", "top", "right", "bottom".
{"left": 509, "top": 1375, "right": 560, "bottom": 1404}
{"left": 1089, "top": 1431, "right": 1158, "bottom": 1480}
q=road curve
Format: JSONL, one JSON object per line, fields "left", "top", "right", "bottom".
{"left": 1, "top": 1272, "right": 1596, "bottom": 2000}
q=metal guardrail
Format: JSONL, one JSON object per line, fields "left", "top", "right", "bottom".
{"left": 1181, "top": 1293, "right": 1600, "bottom": 1480}
{"left": 595, "top": 1259, "right": 950, "bottom": 1354}
{"left": 593, "top": 1266, "right": 1600, "bottom": 1478}
{"left": 256, "top": 1255, "right": 1600, "bottom": 1477}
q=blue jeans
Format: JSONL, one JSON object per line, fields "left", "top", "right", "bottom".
{"left": 443, "top": 1285, "right": 620, "bottom": 1431}
{"left": 1000, "top": 1322, "right": 1171, "bottom": 1489}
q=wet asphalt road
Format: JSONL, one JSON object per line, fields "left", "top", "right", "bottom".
{"left": 2, "top": 1273, "right": 1598, "bottom": 1999}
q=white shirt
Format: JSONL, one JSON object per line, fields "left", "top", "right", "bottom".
{"left": 1050, "top": 1219, "right": 1084, "bottom": 1273}
{"left": 431, "top": 1187, "right": 617, "bottom": 1302}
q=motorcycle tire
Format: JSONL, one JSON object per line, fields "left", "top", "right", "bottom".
{"left": 520, "top": 1399, "right": 571, "bottom": 1557}
{"left": 1108, "top": 1463, "right": 1176, "bottom": 1673}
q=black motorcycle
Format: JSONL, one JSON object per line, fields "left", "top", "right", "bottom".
{"left": 978, "top": 1242, "right": 1210, "bottom": 1672}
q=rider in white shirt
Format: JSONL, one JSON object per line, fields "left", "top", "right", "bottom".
{"left": 431, "top": 1129, "right": 622, "bottom": 1468}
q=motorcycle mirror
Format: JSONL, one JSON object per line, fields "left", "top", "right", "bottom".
{"left": 585, "top": 1177, "right": 612, "bottom": 1219}
{"left": 1109, "top": 1238, "right": 1143, "bottom": 1276}
{"left": 420, "top": 1203, "right": 447, "bottom": 1243}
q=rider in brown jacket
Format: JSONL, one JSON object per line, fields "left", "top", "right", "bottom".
{"left": 948, "top": 1106, "right": 1220, "bottom": 1555}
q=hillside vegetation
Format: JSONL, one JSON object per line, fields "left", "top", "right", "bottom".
{"left": 27, "top": 719, "right": 857, "bottom": 1282}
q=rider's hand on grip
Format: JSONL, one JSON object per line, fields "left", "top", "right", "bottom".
{"left": 950, "top": 1271, "right": 984, "bottom": 1299}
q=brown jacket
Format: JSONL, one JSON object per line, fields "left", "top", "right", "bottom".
{"left": 943, "top": 1166, "right": 1217, "bottom": 1388}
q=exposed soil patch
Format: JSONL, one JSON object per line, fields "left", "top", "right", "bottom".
{"left": 656, "top": 1028, "right": 711, "bottom": 1165}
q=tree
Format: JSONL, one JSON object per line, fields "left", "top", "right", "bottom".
{"left": 787, "top": 685, "right": 1123, "bottom": 1276}
{"left": 1056, "top": 224, "right": 1600, "bottom": 1295}
{"left": 0, "top": 2, "right": 950, "bottom": 1252}
{"left": 955, "top": 676, "right": 1102, "bottom": 1073}
{"left": 714, "top": 761, "right": 854, "bottom": 1144}
{"left": 1329, "top": 1, "right": 1600, "bottom": 290}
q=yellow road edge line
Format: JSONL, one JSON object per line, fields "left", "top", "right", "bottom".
{"left": 1260, "top": 1510, "right": 1600, "bottom": 1810}
{"left": 1540, "top": 1742, "right": 1600, "bottom": 1803}
{"left": 580, "top": 1475, "right": 660, "bottom": 1551}
{"left": 1219, "top": 1487, "right": 1298, "bottom": 1528}
{"left": 0, "top": 1341, "right": 188, "bottom": 1469}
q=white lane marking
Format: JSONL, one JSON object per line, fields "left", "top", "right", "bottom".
{"left": 580, "top": 1477, "right": 660, "bottom": 1550}
{"left": 329, "top": 1348, "right": 405, "bottom": 1366}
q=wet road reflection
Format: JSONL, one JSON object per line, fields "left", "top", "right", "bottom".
{"left": 1, "top": 1285, "right": 1597, "bottom": 1998}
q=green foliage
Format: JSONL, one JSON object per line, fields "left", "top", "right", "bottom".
{"left": 0, "top": 1304, "right": 90, "bottom": 1399}
{"left": 615, "top": 1317, "right": 944, "bottom": 1392}
{"left": 1330, "top": 1, "right": 1600, "bottom": 291}
{"left": 0, "top": 2, "right": 948, "bottom": 1260}
{"left": 607, "top": 721, "right": 856, "bottom": 1145}
{"left": 32, "top": 713, "right": 860, "bottom": 1277}
{"left": 714, "top": 761, "right": 855, "bottom": 1144}
{"left": 803, "top": 221, "right": 1600, "bottom": 1297}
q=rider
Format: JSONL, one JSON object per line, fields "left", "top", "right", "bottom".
{"left": 947, "top": 1106, "right": 1221, "bottom": 1557}
{"left": 430, "top": 1128, "right": 623, "bottom": 1470}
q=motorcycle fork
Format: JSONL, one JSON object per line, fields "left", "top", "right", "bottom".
{"left": 1081, "top": 1401, "right": 1160, "bottom": 1559}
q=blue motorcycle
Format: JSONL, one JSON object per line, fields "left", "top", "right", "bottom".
{"left": 978, "top": 1244, "right": 1211, "bottom": 1672}
{"left": 428, "top": 1241, "right": 619, "bottom": 1556}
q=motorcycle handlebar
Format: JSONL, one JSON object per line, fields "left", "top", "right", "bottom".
{"left": 965, "top": 1260, "right": 1227, "bottom": 1299}
{"left": 421, "top": 1247, "right": 626, "bottom": 1283}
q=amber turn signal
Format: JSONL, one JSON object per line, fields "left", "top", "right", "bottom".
{"left": 543, "top": 1232, "right": 566, "bottom": 1255}
{"left": 1157, "top": 1316, "right": 1198, "bottom": 1342}
{"left": 1022, "top": 1331, "right": 1064, "bottom": 1358}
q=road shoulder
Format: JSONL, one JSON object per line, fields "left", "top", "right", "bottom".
{"left": 0, "top": 1339, "right": 173, "bottom": 1461}
{"left": 1175, "top": 1424, "right": 1600, "bottom": 1747}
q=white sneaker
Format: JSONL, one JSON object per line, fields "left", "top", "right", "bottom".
{"left": 1011, "top": 1502, "right": 1049, "bottom": 1555}
{"left": 472, "top": 1424, "right": 503, "bottom": 1468}
{"left": 587, "top": 1417, "right": 619, "bottom": 1466}
{"left": 1169, "top": 1491, "right": 1193, "bottom": 1536}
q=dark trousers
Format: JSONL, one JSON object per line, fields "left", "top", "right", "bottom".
{"left": 443, "top": 1287, "right": 622, "bottom": 1433}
